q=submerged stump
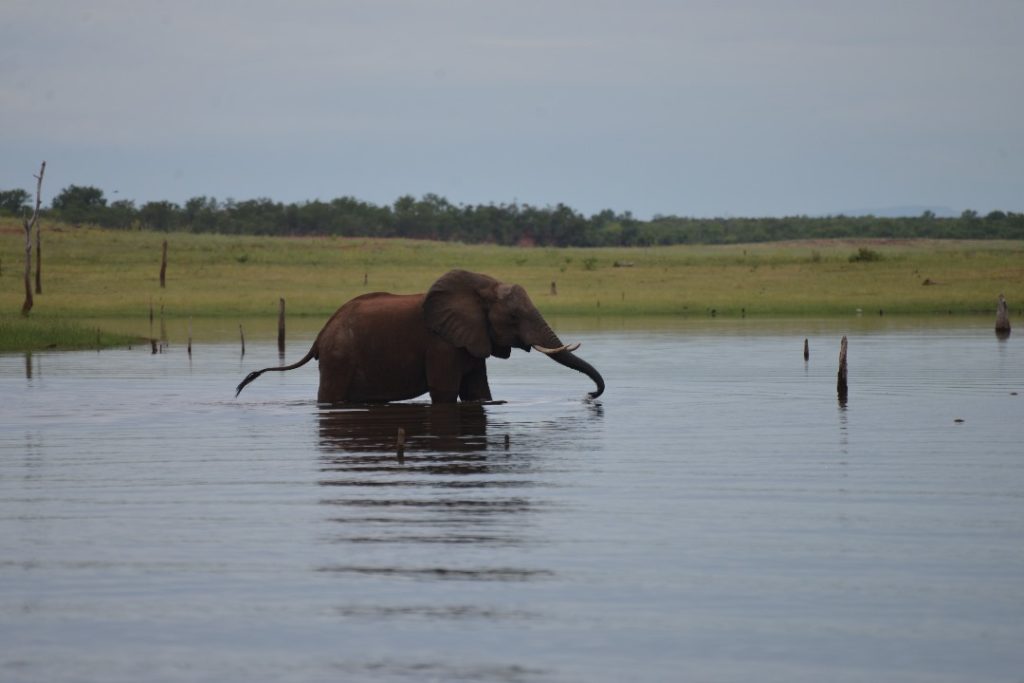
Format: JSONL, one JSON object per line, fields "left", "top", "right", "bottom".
{"left": 278, "top": 297, "right": 286, "bottom": 354}
{"left": 996, "top": 293, "right": 1011, "bottom": 338}
{"left": 837, "top": 336, "right": 848, "bottom": 402}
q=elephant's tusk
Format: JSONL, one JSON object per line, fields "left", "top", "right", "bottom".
{"left": 532, "top": 342, "right": 581, "bottom": 355}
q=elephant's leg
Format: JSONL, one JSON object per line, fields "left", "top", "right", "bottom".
{"left": 459, "top": 361, "right": 492, "bottom": 402}
{"left": 428, "top": 387, "right": 459, "bottom": 403}
{"left": 426, "top": 344, "right": 478, "bottom": 404}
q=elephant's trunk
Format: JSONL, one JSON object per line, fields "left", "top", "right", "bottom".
{"left": 532, "top": 319, "right": 605, "bottom": 399}
{"left": 549, "top": 348, "right": 605, "bottom": 399}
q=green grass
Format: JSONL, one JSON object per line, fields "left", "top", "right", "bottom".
{"left": 0, "top": 314, "right": 138, "bottom": 353}
{"left": 1, "top": 218, "right": 1022, "bottom": 350}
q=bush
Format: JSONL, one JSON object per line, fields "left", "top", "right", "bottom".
{"left": 849, "top": 247, "right": 883, "bottom": 263}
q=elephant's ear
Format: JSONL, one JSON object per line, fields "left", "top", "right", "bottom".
{"left": 423, "top": 270, "right": 496, "bottom": 358}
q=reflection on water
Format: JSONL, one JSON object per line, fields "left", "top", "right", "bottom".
{"left": 316, "top": 403, "right": 584, "bottom": 585}
{"left": 1, "top": 322, "right": 1023, "bottom": 683}
{"left": 319, "top": 403, "right": 490, "bottom": 454}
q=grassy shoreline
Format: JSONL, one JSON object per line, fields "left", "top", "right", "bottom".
{"left": 0, "top": 315, "right": 139, "bottom": 353}
{"left": 2, "top": 220, "right": 1021, "bottom": 351}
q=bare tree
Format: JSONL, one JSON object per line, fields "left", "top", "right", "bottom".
{"left": 21, "top": 161, "right": 46, "bottom": 316}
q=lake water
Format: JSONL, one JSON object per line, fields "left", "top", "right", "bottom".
{"left": 2, "top": 319, "right": 1022, "bottom": 682}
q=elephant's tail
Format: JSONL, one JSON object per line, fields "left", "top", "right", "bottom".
{"left": 235, "top": 343, "right": 318, "bottom": 397}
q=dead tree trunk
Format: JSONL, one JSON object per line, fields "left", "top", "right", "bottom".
{"left": 22, "top": 225, "right": 32, "bottom": 315}
{"left": 278, "top": 298, "right": 286, "bottom": 354}
{"left": 995, "top": 293, "right": 1011, "bottom": 338}
{"left": 837, "top": 336, "right": 848, "bottom": 402}
{"left": 21, "top": 161, "right": 46, "bottom": 316}
{"left": 160, "top": 240, "right": 168, "bottom": 288}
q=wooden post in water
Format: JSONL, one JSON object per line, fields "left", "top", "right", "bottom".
{"left": 277, "top": 298, "right": 286, "bottom": 354}
{"left": 187, "top": 316, "right": 193, "bottom": 356}
{"left": 803, "top": 338, "right": 809, "bottom": 361}
{"left": 837, "top": 336, "right": 848, "bottom": 402}
{"left": 996, "top": 293, "right": 1011, "bottom": 338}
{"left": 239, "top": 324, "right": 246, "bottom": 357}
{"left": 396, "top": 427, "right": 406, "bottom": 458}
{"left": 159, "top": 240, "right": 168, "bottom": 288}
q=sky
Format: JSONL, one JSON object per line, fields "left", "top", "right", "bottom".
{"left": 2, "top": 0, "right": 1022, "bottom": 219}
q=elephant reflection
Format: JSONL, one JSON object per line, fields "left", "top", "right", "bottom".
{"left": 318, "top": 403, "right": 489, "bottom": 455}
{"left": 316, "top": 403, "right": 535, "bottom": 555}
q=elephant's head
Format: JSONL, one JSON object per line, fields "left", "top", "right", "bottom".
{"left": 423, "top": 270, "right": 605, "bottom": 399}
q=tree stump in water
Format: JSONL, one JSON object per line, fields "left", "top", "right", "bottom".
{"left": 278, "top": 298, "right": 286, "bottom": 354}
{"left": 837, "top": 336, "right": 848, "bottom": 402}
{"left": 996, "top": 293, "right": 1011, "bottom": 338}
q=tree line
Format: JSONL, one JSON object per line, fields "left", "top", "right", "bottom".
{"left": 2, "top": 185, "right": 1022, "bottom": 246}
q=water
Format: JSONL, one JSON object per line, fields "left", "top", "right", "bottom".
{"left": 2, "top": 321, "right": 1022, "bottom": 682}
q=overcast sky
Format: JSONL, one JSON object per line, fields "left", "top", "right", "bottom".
{"left": 3, "top": 0, "right": 1022, "bottom": 218}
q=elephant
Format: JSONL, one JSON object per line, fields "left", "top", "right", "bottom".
{"left": 235, "top": 269, "right": 605, "bottom": 403}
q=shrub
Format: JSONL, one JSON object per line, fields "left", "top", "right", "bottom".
{"left": 849, "top": 247, "right": 883, "bottom": 263}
